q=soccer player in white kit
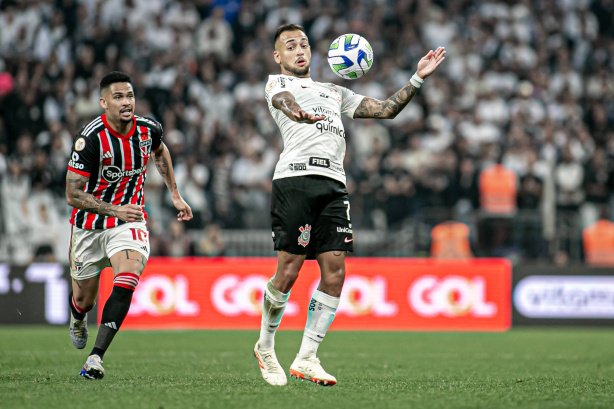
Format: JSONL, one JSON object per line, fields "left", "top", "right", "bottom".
{"left": 254, "top": 24, "right": 446, "bottom": 386}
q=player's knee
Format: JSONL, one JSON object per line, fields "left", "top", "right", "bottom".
{"left": 321, "top": 265, "right": 345, "bottom": 287}
{"left": 275, "top": 267, "right": 299, "bottom": 283}
{"left": 73, "top": 293, "right": 96, "bottom": 311}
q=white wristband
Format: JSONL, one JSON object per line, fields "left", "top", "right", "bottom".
{"left": 409, "top": 72, "right": 424, "bottom": 88}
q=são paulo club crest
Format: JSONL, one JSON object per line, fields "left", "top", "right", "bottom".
{"left": 298, "top": 224, "right": 312, "bottom": 247}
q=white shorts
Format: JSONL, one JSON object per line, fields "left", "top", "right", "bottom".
{"left": 69, "top": 221, "right": 150, "bottom": 280}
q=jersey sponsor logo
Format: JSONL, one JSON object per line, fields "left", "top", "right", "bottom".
{"left": 344, "top": 237, "right": 354, "bottom": 243}
{"left": 313, "top": 106, "right": 340, "bottom": 118}
{"left": 72, "top": 152, "right": 80, "bottom": 161}
{"left": 337, "top": 227, "right": 353, "bottom": 234}
{"left": 75, "top": 138, "right": 86, "bottom": 151}
{"left": 298, "top": 224, "right": 311, "bottom": 247}
{"left": 289, "top": 162, "right": 307, "bottom": 171}
{"left": 279, "top": 78, "right": 286, "bottom": 88}
{"left": 315, "top": 120, "right": 345, "bottom": 138}
{"left": 68, "top": 160, "right": 85, "bottom": 170}
{"left": 102, "top": 165, "right": 146, "bottom": 183}
{"left": 309, "top": 157, "right": 330, "bottom": 168}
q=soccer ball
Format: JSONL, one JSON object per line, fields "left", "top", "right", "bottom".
{"left": 327, "top": 34, "right": 374, "bottom": 80}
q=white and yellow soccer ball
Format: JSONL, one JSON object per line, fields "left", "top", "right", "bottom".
{"left": 327, "top": 34, "right": 374, "bottom": 80}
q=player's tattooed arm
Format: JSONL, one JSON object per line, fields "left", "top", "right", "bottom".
{"left": 152, "top": 142, "right": 178, "bottom": 193}
{"left": 353, "top": 84, "right": 419, "bottom": 119}
{"left": 152, "top": 143, "right": 193, "bottom": 221}
{"left": 65, "top": 171, "right": 119, "bottom": 217}
{"left": 272, "top": 91, "right": 325, "bottom": 124}
{"left": 354, "top": 47, "right": 446, "bottom": 119}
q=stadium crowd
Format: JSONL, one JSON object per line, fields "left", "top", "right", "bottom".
{"left": 0, "top": 0, "right": 613, "bottom": 264}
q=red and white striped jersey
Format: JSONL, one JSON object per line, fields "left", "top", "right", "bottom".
{"left": 67, "top": 114, "right": 163, "bottom": 230}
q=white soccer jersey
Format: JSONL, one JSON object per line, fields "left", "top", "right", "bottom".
{"left": 265, "top": 74, "right": 365, "bottom": 185}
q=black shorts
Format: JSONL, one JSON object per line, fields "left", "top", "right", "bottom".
{"left": 271, "top": 175, "right": 354, "bottom": 259}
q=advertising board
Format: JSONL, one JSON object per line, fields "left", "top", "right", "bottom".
{"left": 98, "top": 258, "right": 512, "bottom": 331}
{"left": 513, "top": 266, "right": 614, "bottom": 326}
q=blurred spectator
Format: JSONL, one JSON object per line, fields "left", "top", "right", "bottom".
{"left": 430, "top": 220, "right": 473, "bottom": 259}
{"left": 479, "top": 160, "right": 518, "bottom": 216}
{"left": 196, "top": 223, "right": 226, "bottom": 257}
{"left": 1, "top": 160, "right": 32, "bottom": 264}
{"left": 555, "top": 146, "right": 585, "bottom": 212}
{"left": 581, "top": 148, "right": 611, "bottom": 227}
{"left": 173, "top": 155, "right": 210, "bottom": 230}
{"left": 196, "top": 6, "right": 233, "bottom": 62}
{"left": 582, "top": 206, "right": 614, "bottom": 266}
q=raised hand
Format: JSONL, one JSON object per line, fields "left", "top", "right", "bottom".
{"left": 416, "top": 47, "right": 446, "bottom": 79}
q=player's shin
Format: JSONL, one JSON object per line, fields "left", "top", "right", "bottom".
{"left": 69, "top": 292, "right": 92, "bottom": 320}
{"left": 258, "top": 279, "right": 290, "bottom": 350}
{"left": 297, "top": 290, "right": 339, "bottom": 358}
{"left": 90, "top": 273, "right": 139, "bottom": 359}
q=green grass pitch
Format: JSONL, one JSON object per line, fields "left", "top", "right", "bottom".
{"left": 1, "top": 327, "right": 613, "bottom": 409}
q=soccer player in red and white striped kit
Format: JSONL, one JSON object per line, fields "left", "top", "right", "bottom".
{"left": 65, "top": 71, "right": 193, "bottom": 379}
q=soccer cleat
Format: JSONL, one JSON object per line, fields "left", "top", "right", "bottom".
{"left": 253, "top": 343, "right": 287, "bottom": 386}
{"left": 79, "top": 354, "right": 105, "bottom": 380}
{"left": 69, "top": 313, "right": 88, "bottom": 349}
{"left": 289, "top": 355, "right": 337, "bottom": 386}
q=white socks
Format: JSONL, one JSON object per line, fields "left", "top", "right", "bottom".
{"left": 297, "top": 290, "right": 339, "bottom": 359}
{"left": 258, "top": 280, "right": 289, "bottom": 350}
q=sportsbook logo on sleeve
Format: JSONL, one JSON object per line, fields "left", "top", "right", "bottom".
{"left": 68, "top": 152, "right": 85, "bottom": 170}
{"left": 99, "top": 258, "right": 511, "bottom": 331}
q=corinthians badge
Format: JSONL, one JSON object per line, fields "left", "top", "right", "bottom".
{"left": 298, "top": 224, "right": 311, "bottom": 247}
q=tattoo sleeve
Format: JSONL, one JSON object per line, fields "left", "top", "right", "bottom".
{"left": 353, "top": 83, "right": 419, "bottom": 119}
{"left": 153, "top": 143, "right": 179, "bottom": 193}
{"left": 272, "top": 91, "right": 303, "bottom": 121}
{"left": 65, "top": 171, "right": 119, "bottom": 217}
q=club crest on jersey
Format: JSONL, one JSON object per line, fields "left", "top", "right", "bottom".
{"left": 266, "top": 80, "right": 277, "bottom": 92}
{"left": 140, "top": 138, "right": 152, "bottom": 156}
{"left": 298, "top": 224, "right": 311, "bottom": 247}
{"left": 73, "top": 260, "right": 83, "bottom": 272}
{"left": 75, "top": 138, "right": 86, "bottom": 151}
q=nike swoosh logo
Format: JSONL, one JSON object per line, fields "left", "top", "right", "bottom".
{"left": 344, "top": 237, "right": 353, "bottom": 243}
{"left": 301, "top": 85, "right": 309, "bottom": 88}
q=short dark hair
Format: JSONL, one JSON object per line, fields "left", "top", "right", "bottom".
{"left": 100, "top": 71, "right": 132, "bottom": 92}
{"left": 274, "top": 24, "right": 306, "bottom": 45}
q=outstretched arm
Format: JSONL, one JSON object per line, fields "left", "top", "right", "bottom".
{"left": 272, "top": 91, "right": 325, "bottom": 123}
{"left": 354, "top": 47, "right": 446, "bottom": 119}
{"left": 152, "top": 142, "right": 193, "bottom": 221}
{"left": 65, "top": 170, "right": 143, "bottom": 222}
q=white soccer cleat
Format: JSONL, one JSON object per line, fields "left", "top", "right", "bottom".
{"left": 69, "top": 313, "right": 88, "bottom": 349}
{"left": 253, "top": 343, "right": 287, "bottom": 386}
{"left": 289, "top": 355, "right": 337, "bottom": 386}
{"left": 79, "top": 354, "right": 105, "bottom": 380}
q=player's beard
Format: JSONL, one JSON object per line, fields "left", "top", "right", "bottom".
{"left": 119, "top": 110, "right": 133, "bottom": 123}
{"left": 283, "top": 60, "right": 310, "bottom": 77}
